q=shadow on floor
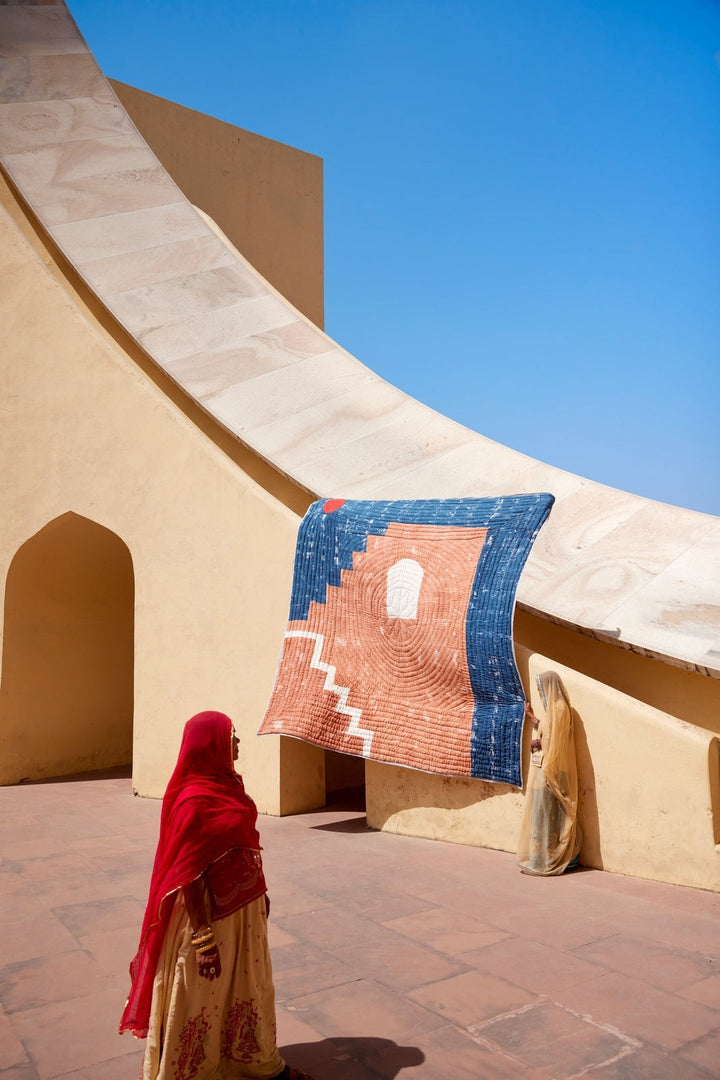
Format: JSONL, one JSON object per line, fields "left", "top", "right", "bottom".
{"left": 281, "top": 1036, "right": 425, "bottom": 1079}
{"left": 307, "top": 786, "right": 374, "bottom": 832}
{"left": 310, "top": 815, "right": 374, "bottom": 834}
{"left": 20, "top": 763, "right": 132, "bottom": 784}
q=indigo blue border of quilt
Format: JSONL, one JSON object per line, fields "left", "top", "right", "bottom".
{"left": 286, "top": 494, "right": 554, "bottom": 788}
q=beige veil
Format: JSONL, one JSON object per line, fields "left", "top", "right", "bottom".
{"left": 517, "top": 671, "right": 581, "bottom": 875}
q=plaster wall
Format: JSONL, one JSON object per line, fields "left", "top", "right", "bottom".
{"left": 366, "top": 646, "right": 720, "bottom": 892}
{"left": 110, "top": 81, "right": 324, "bottom": 330}
{"left": 0, "top": 174, "right": 317, "bottom": 811}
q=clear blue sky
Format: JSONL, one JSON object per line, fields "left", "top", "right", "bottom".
{"left": 70, "top": 0, "right": 720, "bottom": 515}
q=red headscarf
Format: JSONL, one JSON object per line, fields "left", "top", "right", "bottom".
{"left": 120, "top": 711, "right": 263, "bottom": 1038}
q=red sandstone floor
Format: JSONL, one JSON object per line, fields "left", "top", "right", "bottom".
{"left": 1, "top": 769, "right": 719, "bottom": 1080}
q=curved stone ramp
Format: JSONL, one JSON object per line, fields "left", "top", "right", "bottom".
{"left": 0, "top": 0, "right": 717, "bottom": 678}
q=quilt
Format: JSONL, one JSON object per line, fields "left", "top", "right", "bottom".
{"left": 259, "top": 494, "right": 554, "bottom": 787}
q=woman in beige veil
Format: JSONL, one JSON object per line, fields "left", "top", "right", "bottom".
{"left": 517, "top": 671, "right": 581, "bottom": 875}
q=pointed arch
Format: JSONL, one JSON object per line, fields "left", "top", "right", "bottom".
{"left": 1, "top": 512, "right": 134, "bottom": 783}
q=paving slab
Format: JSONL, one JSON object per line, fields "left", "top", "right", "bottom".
{"left": 408, "top": 968, "right": 540, "bottom": 1029}
{"left": 678, "top": 1027, "right": 720, "bottom": 1075}
{"left": 1, "top": 768, "right": 719, "bottom": 1080}
{"left": 586, "top": 1047, "right": 714, "bottom": 1080}
{"left": 333, "top": 933, "right": 465, "bottom": 993}
{"left": 459, "top": 936, "right": 606, "bottom": 994}
{"left": 551, "top": 971, "right": 720, "bottom": 1052}
{"left": 471, "top": 1000, "right": 637, "bottom": 1079}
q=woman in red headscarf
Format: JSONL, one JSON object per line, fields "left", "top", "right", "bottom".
{"left": 120, "top": 711, "right": 310, "bottom": 1080}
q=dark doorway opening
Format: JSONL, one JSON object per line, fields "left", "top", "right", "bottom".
{"left": 324, "top": 748, "right": 365, "bottom": 810}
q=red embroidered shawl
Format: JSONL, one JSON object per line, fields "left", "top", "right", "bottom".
{"left": 119, "top": 711, "right": 265, "bottom": 1038}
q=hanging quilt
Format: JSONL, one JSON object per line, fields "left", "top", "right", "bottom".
{"left": 259, "top": 494, "right": 554, "bottom": 787}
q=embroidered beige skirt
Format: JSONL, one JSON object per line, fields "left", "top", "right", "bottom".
{"left": 142, "top": 895, "right": 284, "bottom": 1080}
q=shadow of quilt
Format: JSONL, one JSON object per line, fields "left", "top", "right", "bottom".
{"left": 310, "top": 815, "right": 373, "bottom": 834}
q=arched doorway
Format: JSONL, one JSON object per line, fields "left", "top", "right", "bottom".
{"left": 0, "top": 512, "right": 134, "bottom": 784}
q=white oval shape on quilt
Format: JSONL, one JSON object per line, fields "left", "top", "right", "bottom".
{"left": 386, "top": 558, "right": 424, "bottom": 619}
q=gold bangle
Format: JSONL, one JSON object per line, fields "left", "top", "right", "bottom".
{"left": 191, "top": 925, "right": 214, "bottom": 944}
{"left": 193, "top": 932, "right": 215, "bottom": 947}
{"left": 191, "top": 932, "right": 214, "bottom": 946}
{"left": 194, "top": 939, "right": 217, "bottom": 955}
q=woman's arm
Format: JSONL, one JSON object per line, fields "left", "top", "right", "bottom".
{"left": 524, "top": 701, "right": 540, "bottom": 728}
{"left": 183, "top": 877, "right": 221, "bottom": 981}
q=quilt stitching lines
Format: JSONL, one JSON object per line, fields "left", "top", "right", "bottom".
{"left": 261, "top": 494, "right": 554, "bottom": 787}
{"left": 284, "top": 629, "right": 374, "bottom": 756}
